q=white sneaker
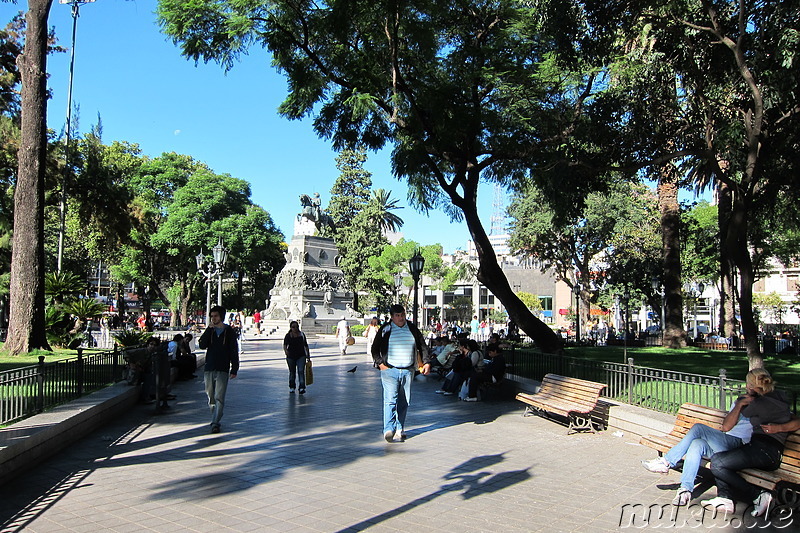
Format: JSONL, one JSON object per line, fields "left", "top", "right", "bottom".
{"left": 672, "top": 489, "right": 691, "bottom": 506}
{"left": 641, "top": 457, "right": 670, "bottom": 474}
{"left": 701, "top": 497, "right": 735, "bottom": 514}
{"left": 464, "top": 397, "right": 478, "bottom": 402}
{"left": 752, "top": 491, "right": 773, "bottom": 517}
{"left": 443, "top": 391, "right": 454, "bottom": 396}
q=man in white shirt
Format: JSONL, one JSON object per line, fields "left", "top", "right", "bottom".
{"left": 336, "top": 316, "right": 350, "bottom": 355}
{"left": 372, "top": 305, "right": 432, "bottom": 442}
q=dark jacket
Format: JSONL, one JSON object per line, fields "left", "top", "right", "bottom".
{"left": 482, "top": 354, "right": 506, "bottom": 382}
{"left": 371, "top": 319, "right": 432, "bottom": 368}
{"left": 199, "top": 324, "right": 240, "bottom": 375}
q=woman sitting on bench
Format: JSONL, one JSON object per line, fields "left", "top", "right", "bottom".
{"left": 642, "top": 372, "right": 754, "bottom": 507}
{"left": 701, "top": 368, "right": 792, "bottom": 517}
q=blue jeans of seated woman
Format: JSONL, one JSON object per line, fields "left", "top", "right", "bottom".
{"left": 664, "top": 423, "right": 744, "bottom": 492}
{"left": 710, "top": 435, "right": 783, "bottom": 502}
{"left": 380, "top": 367, "right": 413, "bottom": 435}
{"left": 286, "top": 356, "right": 306, "bottom": 390}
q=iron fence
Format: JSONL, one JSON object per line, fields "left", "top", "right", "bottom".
{"left": 505, "top": 347, "right": 797, "bottom": 415}
{"left": 0, "top": 347, "right": 124, "bottom": 426}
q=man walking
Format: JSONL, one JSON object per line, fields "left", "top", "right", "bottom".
{"left": 198, "top": 305, "right": 239, "bottom": 434}
{"left": 336, "top": 316, "right": 351, "bottom": 355}
{"left": 372, "top": 304, "right": 432, "bottom": 442}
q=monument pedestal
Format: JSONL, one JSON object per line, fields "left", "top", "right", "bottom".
{"left": 264, "top": 235, "right": 361, "bottom": 334}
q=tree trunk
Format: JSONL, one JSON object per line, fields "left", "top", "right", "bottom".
{"left": 5, "top": 0, "right": 53, "bottom": 355}
{"left": 456, "top": 179, "right": 562, "bottom": 353}
{"left": 657, "top": 162, "right": 686, "bottom": 348}
{"left": 725, "top": 193, "right": 763, "bottom": 368}
{"left": 717, "top": 182, "right": 737, "bottom": 338}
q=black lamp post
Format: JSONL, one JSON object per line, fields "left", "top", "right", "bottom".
{"left": 616, "top": 292, "right": 630, "bottom": 361}
{"left": 409, "top": 250, "right": 425, "bottom": 325}
{"left": 394, "top": 272, "right": 403, "bottom": 306}
{"left": 651, "top": 277, "right": 665, "bottom": 339}
{"left": 573, "top": 283, "right": 581, "bottom": 344}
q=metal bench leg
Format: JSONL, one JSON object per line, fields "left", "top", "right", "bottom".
{"left": 567, "top": 414, "right": 596, "bottom": 435}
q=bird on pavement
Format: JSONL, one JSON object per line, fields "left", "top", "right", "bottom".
{"left": 347, "top": 366, "right": 358, "bottom": 373}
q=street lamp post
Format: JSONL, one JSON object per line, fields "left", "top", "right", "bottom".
{"left": 394, "top": 272, "right": 403, "bottom": 306}
{"left": 572, "top": 283, "right": 581, "bottom": 344}
{"left": 651, "top": 277, "right": 665, "bottom": 341}
{"left": 196, "top": 237, "right": 229, "bottom": 326}
{"left": 616, "top": 292, "right": 630, "bottom": 362}
{"left": 409, "top": 250, "right": 425, "bottom": 325}
{"left": 56, "top": 0, "right": 95, "bottom": 271}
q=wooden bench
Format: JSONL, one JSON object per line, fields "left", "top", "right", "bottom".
{"left": 515, "top": 373, "right": 606, "bottom": 434}
{"left": 696, "top": 342, "right": 731, "bottom": 351}
{"left": 640, "top": 402, "right": 800, "bottom": 502}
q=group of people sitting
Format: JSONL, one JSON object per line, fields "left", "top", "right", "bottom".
{"left": 641, "top": 368, "right": 797, "bottom": 517}
{"left": 126, "top": 333, "right": 198, "bottom": 410}
{"left": 428, "top": 334, "right": 507, "bottom": 402}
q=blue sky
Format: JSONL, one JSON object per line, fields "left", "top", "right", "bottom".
{"left": 2, "top": 0, "right": 495, "bottom": 252}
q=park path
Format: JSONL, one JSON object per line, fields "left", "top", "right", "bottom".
{"left": 0, "top": 336, "right": 787, "bottom": 532}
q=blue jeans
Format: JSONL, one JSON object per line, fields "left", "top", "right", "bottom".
{"left": 710, "top": 435, "right": 783, "bottom": 501}
{"left": 664, "top": 423, "right": 744, "bottom": 492}
{"left": 204, "top": 371, "right": 230, "bottom": 427}
{"left": 286, "top": 356, "right": 306, "bottom": 390}
{"left": 380, "top": 367, "right": 413, "bottom": 435}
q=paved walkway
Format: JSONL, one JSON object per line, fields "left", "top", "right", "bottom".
{"left": 0, "top": 337, "right": 790, "bottom": 532}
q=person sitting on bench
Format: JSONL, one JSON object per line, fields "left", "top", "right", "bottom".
{"left": 464, "top": 343, "right": 506, "bottom": 402}
{"left": 641, "top": 374, "right": 754, "bottom": 506}
{"left": 701, "top": 369, "right": 792, "bottom": 517}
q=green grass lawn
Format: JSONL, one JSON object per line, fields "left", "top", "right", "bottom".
{"left": 0, "top": 344, "right": 86, "bottom": 372}
{"left": 563, "top": 345, "right": 800, "bottom": 391}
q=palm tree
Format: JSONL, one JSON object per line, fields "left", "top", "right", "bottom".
{"left": 368, "top": 189, "right": 404, "bottom": 234}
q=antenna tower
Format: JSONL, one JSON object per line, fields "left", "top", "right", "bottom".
{"left": 490, "top": 184, "right": 505, "bottom": 235}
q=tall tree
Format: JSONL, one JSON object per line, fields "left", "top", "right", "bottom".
{"left": 6, "top": 0, "right": 53, "bottom": 354}
{"left": 585, "top": 1, "right": 800, "bottom": 367}
{"left": 157, "top": 0, "right": 597, "bottom": 353}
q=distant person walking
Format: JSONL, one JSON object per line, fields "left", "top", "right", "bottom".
{"left": 253, "top": 309, "right": 262, "bottom": 335}
{"left": 470, "top": 315, "right": 479, "bottom": 339}
{"left": 283, "top": 320, "right": 310, "bottom": 394}
{"left": 372, "top": 304, "right": 432, "bottom": 442}
{"left": 336, "top": 316, "right": 351, "bottom": 355}
{"left": 198, "top": 305, "right": 239, "bottom": 434}
{"left": 363, "top": 317, "right": 381, "bottom": 357}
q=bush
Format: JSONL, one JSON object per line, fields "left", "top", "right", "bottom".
{"left": 112, "top": 329, "right": 154, "bottom": 347}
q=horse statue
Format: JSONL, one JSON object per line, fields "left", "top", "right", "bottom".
{"left": 298, "top": 193, "right": 336, "bottom": 236}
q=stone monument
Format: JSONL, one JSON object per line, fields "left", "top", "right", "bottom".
{"left": 263, "top": 194, "right": 361, "bottom": 333}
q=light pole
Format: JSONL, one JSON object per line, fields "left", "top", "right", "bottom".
{"left": 616, "top": 292, "right": 630, "bottom": 362}
{"left": 572, "top": 283, "right": 581, "bottom": 344}
{"left": 409, "top": 250, "right": 425, "bottom": 325}
{"left": 56, "top": 0, "right": 95, "bottom": 272}
{"left": 651, "top": 277, "right": 665, "bottom": 339}
{"left": 196, "top": 237, "right": 229, "bottom": 326}
{"left": 394, "top": 272, "right": 403, "bottom": 306}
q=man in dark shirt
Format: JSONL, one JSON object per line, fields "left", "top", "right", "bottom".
{"left": 198, "top": 305, "right": 239, "bottom": 434}
{"left": 465, "top": 344, "right": 506, "bottom": 401}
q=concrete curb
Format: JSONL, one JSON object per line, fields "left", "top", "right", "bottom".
{"left": 0, "top": 381, "right": 139, "bottom": 486}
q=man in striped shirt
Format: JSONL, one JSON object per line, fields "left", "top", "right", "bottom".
{"left": 372, "top": 304, "right": 432, "bottom": 442}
